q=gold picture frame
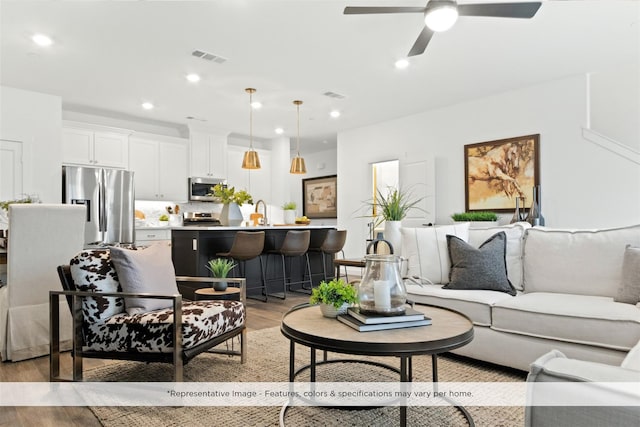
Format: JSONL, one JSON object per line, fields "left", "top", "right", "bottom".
{"left": 464, "top": 134, "right": 540, "bottom": 212}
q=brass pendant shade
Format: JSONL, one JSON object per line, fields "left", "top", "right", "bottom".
{"left": 242, "top": 88, "right": 261, "bottom": 170}
{"left": 242, "top": 149, "right": 261, "bottom": 169}
{"left": 290, "top": 100, "right": 307, "bottom": 174}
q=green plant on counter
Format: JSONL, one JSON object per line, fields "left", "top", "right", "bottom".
{"left": 206, "top": 258, "right": 237, "bottom": 278}
{"left": 209, "top": 184, "right": 253, "bottom": 206}
{"left": 451, "top": 211, "right": 498, "bottom": 222}
{"left": 0, "top": 195, "right": 37, "bottom": 211}
{"left": 158, "top": 214, "right": 169, "bottom": 222}
{"left": 310, "top": 279, "right": 358, "bottom": 308}
{"left": 282, "top": 201, "right": 296, "bottom": 210}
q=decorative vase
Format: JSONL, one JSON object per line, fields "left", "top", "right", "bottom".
{"left": 220, "top": 203, "right": 243, "bottom": 226}
{"left": 527, "top": 185, "right": 545, "bottom": 226}
{"left": 383, "top": 220, "right": 402, "bottom": 255}
{"left": 283, "top": 209, "right": 296, "bottom": 225}
{"left": 319, "top": 302, "right": 349, "bottom": 318}
{"left": 357, "top": 254, "right": 407, "bottom": 316}
{"left": 213, "top": 280, "right": 228, "bottom": 292}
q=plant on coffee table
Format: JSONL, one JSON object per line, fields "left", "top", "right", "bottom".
{"left": 310, "top": 278, "right": 357, "bottom": 318}
{"left": 206, "top": 258, "right": 237, "bottom": 291}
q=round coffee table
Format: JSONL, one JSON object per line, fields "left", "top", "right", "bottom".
{"left": 280, "top": 303, "right": 474, "bottom": 427}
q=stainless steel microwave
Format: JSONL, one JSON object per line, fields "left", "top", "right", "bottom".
{"left": 188, "top": 177, "right": 226, "bottom": 202}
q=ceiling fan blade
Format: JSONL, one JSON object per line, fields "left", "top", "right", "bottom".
{"left": 458, "top": 2, "right": 542, "bottom": 19}
{"left": 408, "top": 26, "right": 434, "bottom": 57}
{"left": 343, "top": 6, "right": 426, "bottom": 15}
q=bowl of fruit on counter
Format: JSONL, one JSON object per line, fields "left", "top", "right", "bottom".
{"left": 295, "top": 216, "right": 311, "bottom": 225}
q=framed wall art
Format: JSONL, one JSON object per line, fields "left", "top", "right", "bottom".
{"left": 464, "top": 134, "right": 540, "bottom": 212}
{"left": 302, "top": 175, "right": 337, "bottom": 219}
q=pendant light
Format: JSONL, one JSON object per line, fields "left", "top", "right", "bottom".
{"left": 290, "top": 100, "right": 307, "bottom": 174}
{"left": 241, "top": 88, "right": 261, "bottom": 170}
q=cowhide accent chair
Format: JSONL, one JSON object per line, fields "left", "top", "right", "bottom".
{"left": 51, "top": 246, "right": 246, "bottom": 382}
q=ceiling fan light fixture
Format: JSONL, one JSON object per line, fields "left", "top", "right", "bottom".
{"left": 424, "top": 1, "right": 458, "bottom": 32}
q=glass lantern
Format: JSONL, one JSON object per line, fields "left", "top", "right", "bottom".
{"left": 357, "top": 254, "right": 407, "bottom": 315}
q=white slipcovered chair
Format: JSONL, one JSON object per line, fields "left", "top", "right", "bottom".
{"left": 0, "top": 204, "right": 85, "bottom": 361}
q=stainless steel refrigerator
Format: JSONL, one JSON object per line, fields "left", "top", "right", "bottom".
{"left": 62, "top": 166, "right": 135, "bottom": 247}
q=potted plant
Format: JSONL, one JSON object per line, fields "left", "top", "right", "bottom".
{"left": 206, "top": 258, "right": 237, "bottom": 291}
{"left": 158, "top": 214, "right": 169, "bottom": 226}
{"left": 282, "top": 201, "right": 296, "bottom": 224}
{"left": 366, "top": 186, "right": 425, "bottom": 254}
{"left": 310, "top": 278, "right": 358, "bottom": 318}
{"left": 451, "top": 211, "right": 499, "bottom": 228}
{"left": 209, "top": 184, "right": 254, "bottom": 226}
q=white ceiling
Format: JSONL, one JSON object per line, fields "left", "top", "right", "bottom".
{"left": 1, "top": 0, "right": 639, "bottom": 151}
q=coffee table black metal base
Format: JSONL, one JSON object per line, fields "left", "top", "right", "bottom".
{"left": 280, "top": 304, "right": 475, "bottom": 427}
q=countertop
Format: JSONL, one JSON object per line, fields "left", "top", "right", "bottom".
{"left": 136, "top": 225, "right": 333, "bottom": 231}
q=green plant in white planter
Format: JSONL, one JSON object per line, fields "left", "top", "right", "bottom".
{"left": 282, "top": 201, "right": 297, "bottom": 224}
{"left": 310, "top": 278, "right": 358, "bottom": 318}
{"left": 206, "top": 258, "right": 237, "bottom": 291}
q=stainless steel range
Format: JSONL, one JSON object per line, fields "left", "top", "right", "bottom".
{"left": 183, "top": 212, "right": 222, "bottom": 227}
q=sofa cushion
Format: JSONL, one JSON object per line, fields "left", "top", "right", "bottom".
{"left": 405, "top": 283, "right": 515, "bottom": 326}
{"left": 110, "top": 243, "right": 180, "bottom": 315}
{"left": 70, "top": 249, "right": 125, "bottom": 323}
{"left": 621, "top": 340, "right": 640, "bottom": 371}
{"left": 444, "top": 232, "right": 516, "bottom": 296}
{"left": 83, "top": 300, "right": 245, "bottom": 353}
{"left": 468, "top": 222, "right": 530, "bottom": 291}
{"left": 614, "top": 245, "right": 640, "bottom": 304}
{"left": 523, "top": 225, "right": 640, "bottom": 297}
{"left": 401, "top": 223, "right": 470, "bottom": 284}
{"left": 492, "top": 292, "right": 640, "bottom": 351}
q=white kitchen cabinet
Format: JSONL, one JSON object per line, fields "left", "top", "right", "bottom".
{"left": 62, "top": 127, "right": 129, "bottom": 168}
{"left": 190, "top": 131, "right": 227, "bottom": 178}
{"left": 129, "top": 137, "right": 188, "bottom": 201}
{"left": 135, "top": 228, "right": 171, "bottom": 247}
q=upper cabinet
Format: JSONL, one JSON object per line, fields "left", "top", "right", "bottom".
{"left": 129, "top": 136, "right": 188, "bottom": 202}
{"left": 62, "top": 124, "right": 129, "bottom": 168}
{"left": 190, "top": 130, "right": 228, "bottom": 179}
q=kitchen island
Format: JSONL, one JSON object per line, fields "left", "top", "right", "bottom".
{"left": 172, "top": 225, "right": 336, "bottom": 300}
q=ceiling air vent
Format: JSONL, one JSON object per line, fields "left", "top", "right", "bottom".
{"left": 191, "top": 50, "right": 227, "bottom": 64}
{"left": 323, "top": 91, "right": 346, "bottom": 99}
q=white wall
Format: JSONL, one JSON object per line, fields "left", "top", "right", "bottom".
{"left": 289, "top": 147, "right": 338, "bottom": 226}
{"left": 0, "top": 86, "right": 62, "bottom": 203}
{"left": 337, "top": 73, "right": 640, "bottom": 258}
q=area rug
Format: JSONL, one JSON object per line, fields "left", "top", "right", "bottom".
{"left": 86, "top": 327, "right": 526, "bottom": 426}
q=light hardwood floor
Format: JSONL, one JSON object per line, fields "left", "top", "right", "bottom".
{"left": 0, "top": 293, "right": 309, "bottom": 427}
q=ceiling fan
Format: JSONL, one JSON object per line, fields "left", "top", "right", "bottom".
{"left": 344, "top": 1, "right": 542, "bottom": 57}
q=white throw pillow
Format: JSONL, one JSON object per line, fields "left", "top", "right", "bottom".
{"left": 614, "top": 245, "right": 640, "bottom": 304}
{"left": 401, "top": 223, "right": 470, "bottom": 284}
{"left": 109, "top": 242, "right": 179, "bottom": 315}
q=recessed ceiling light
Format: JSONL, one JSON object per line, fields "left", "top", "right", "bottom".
{"left": 251, "top": 101, "right": 262, "bottom": 109}
{"left": 395, "top": 58, "right": 410, "bottom": 69}
{"left": 186, "top": 73, "right": 201, "bottom": 83}
{"left": 330, "top": 110, "right": 341, "bottom": 118}
{"left": 141, "top": 102, "right": 154, "bottom": 110}
{"left": 32, "top": 33, "right": 53, "bottom": 47}
{"left": 274, "top": 127, "right": 284, "bottom": 134}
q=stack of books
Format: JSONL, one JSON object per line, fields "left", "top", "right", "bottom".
{"left": 337, "top": 306, "right": 432, "bottom": 332}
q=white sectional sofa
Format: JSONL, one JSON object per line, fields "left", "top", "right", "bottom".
{"left": 401, "top": 222, "right": 640, "bottom": 372}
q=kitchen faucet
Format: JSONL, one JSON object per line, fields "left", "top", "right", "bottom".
{"left": 254, "top": 200, "right": 268, "bottom": 226}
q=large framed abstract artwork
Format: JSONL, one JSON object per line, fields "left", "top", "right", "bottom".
{"left": 302, "top": 175, "right": 337, "bottom": 219}
{"left": 464, "top": 134, "right": 540, "bottom": 212}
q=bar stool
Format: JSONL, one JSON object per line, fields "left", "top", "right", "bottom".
{"left": 308, "top": 229, "right": 347, "bottom": 282}
{"left": 266, "top": 230, "right": 312, "bottom": 299}
{"left": 216, "top": 231, "right": 267, "bottom": 302}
